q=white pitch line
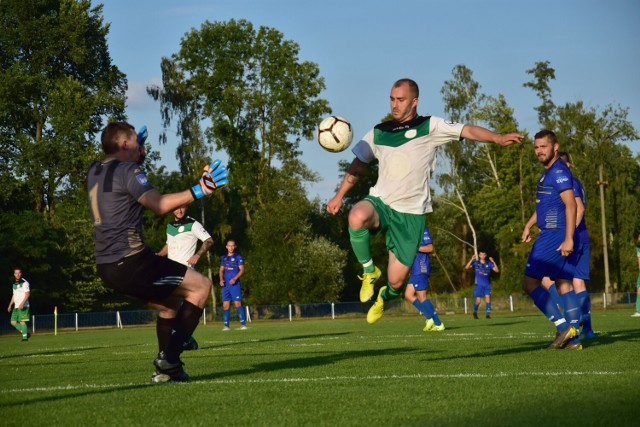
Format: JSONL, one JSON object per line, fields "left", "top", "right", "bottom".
{"left": 3, "top": 370, "right": 639, "bottom": 394}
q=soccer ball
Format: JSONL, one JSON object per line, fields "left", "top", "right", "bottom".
{"left": 317, "top": 116, "right": 353, "bottom": 153}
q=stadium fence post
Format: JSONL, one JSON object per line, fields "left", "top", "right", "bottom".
{"left": 246, "top": 306, "right": 251, "bottom": 323}
{"left": 75, "top": 312, "right": 78, "bottom": 331}
{"left": 288, "top": 304, "right": 292, "bottom": 322}
{"left": 202, "top": 308, "right": 206, "bottom": 325}
{"left": 464, "top": 297, "right": 468, "bottom": 314}
{"left": 603, "top": 292, "right": 607, "bottom": 308}
{"left": 331, "top": 303, "right": 335, "bottom": 320}
{"left": 116, "top": 311, "right": 122, "bottom": 329}
{"left": 510, "top": 295, "right": 514, "bottom": 312}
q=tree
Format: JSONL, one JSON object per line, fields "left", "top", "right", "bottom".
{"left": 0, "top": 0, "right": 127, "bottom": 218}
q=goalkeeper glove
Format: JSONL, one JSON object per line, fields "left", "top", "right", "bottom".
{"left": 190, "top": 159, "right": 229, "bottom": 199}
{"left": 136, "top": 125, "right": 148, "bottom": 164}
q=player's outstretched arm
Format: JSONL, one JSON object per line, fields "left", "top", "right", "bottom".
{"left": 327, "top": 158, "right": 368, "bottom": 215}
{"left": 461, "top": 125, "right": 524, "bottom": 147}
{"left": 190, "top": 160, "right": 228, "bottom": 199}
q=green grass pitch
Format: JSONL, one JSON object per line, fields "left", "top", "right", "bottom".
{"left": 1, "top": 311, "right": 638, "bottom": 426}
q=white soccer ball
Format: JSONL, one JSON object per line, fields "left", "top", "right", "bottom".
{"left": 317, "top": 116, "right": 353, "bottom": 153}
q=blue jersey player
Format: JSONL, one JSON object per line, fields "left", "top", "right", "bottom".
{"left": 521, "top": 130, "right": 582, "bottom": 350}
{"left": 219, "top": 239, "right": 247, "bottom": 330}
{"left": 404, "top": 227, "right": 444, "bottom": 331}
{"left": 465, "top": 251, "right": 499, "bottom": 319}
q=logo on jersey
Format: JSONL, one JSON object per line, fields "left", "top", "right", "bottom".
{"left": 135, "top": 173, "right": 150, "bottom": 186}
{"left": 404, "top": 129, "right": 417, "bottom": 139}
{"left": 556, "top": 177, "right": 569, "bottom": 184}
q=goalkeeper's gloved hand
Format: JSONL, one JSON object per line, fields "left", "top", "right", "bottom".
{"left": 190, "top": 159, "right": 229, "bottom": 199}
{"left": 136, "top": 125, "right": 148, "bottom": 164}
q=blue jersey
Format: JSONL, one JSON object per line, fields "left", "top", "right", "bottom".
{"left": 410, "top": 227, "right": 433, "bottom": 276}
{"left": 535, "top": 159, "right": 574, "bottom": 230}
{"left": 221, "top": 253, "right": 244, "bottom": 284}
{"left": 471, "top": 260, "right": 494, "bottom": 287}
{"left": 573, "top": 176, "right": 590, "bottom": 244}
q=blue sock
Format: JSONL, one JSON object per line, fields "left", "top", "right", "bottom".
{"left": 486, "top": 302, "right": 491, "bottom": 316}
{"left": 422, "top": 299, "right": 442, "bottom": 326}
{"left": 223, "top": 309, "right": 230, "bottom": 327}
{"left": 237, "top": 305, "right": 246, "bottom": 326}
{"left": 473, "top": 303, "right": 479, "bottom": 314}
{"left": 412, "top": 300, "right": 428, "bottom": 318}
{"left": 547, "top": 283, "right": 565, "bottom": 310}
{"left": 575, "top": 290, "right": 592, "bottom": 332}
{"left": 561, "top": 290, "right": 581, "bottom": 331}
{"left": 530, "top": 286, "right": 569, "bottom": 331}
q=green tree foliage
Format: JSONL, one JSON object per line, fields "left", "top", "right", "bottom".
{"left": 0, "top": 0, "right": 126, "bottom": 218}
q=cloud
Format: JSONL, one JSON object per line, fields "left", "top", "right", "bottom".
{"left": 126, "top": 78, "right": 162, "bottom": 110}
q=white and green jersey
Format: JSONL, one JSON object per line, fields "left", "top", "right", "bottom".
{"left": 352, "top": 115, "right": 464, "bottom": 214}
{"left": 12, "top": 278, "right": 30, "bottom": 308}
{"left": 166, "top": 217, "right": 211, "bottom": 267}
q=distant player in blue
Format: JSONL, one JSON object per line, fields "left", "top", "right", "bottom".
{"left": 219, "top": 239, "right": 247, "bottom": 330}
{"left": 521, "top": 130, "right": 581, "bottom": 350}
{"left": 541, "top": 152, "right": 596, "bottom": 339}
{"left": 404, "top": 226, "right": 444, "bottom": 331}
{"left": 465, "top": 251, "right": 499, "bottom": 319}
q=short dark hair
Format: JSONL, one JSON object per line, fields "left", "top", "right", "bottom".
{"left": 393, "top": 78, "right": 419, "bottom": 98}
{"left": 534, "top": 129, "right": 558, "bottom": 144}
{"left": 100, "top": 122, "right": 135, "bottom": 155}
{"left": 557, "top": 151, "right": 571, "bottom": 164}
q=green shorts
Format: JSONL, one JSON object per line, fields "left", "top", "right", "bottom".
{"left": 364, "top": 195, "right": 426, "bottom": 267}
{"left": 11, "top": 307, "right": 30, "bottom": 323}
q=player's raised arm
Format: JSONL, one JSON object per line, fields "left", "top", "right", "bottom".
{"left": 326, "top": 158, "right": 368, "bottom": 215}
{"left": 461, "top": 125, "right": 523, "bottom": 147}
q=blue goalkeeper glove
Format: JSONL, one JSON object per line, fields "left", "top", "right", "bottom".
{"left": 136, "top": 125, "right": 148, "bottom": 164}
{"left": 190, "top": 159, "right": 229, "bottom": 199}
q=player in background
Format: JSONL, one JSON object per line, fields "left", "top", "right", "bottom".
{"left": 404, "top": 226, "right": 445, "bottom": 331}
{"left": 539, "top": 151, "right": 596, "bottom": 339}
{"left": 87, "top": 122, "right": 228, "bottom": 383}
{"left": 7, "top": 267, "right": 31, "bottom": 341}
{"left": 219, "top": 239, "right": 247, "bottom": 330}
{"left": 464, "top": 251, "right": 499, "bottom": 319}
{"left": 326, "top": 78, "right": 523, "bottom": 324}
{"left": 521, "top": 130, "right": 581, "bottom": 350}
{"left": 633, "top": 232, "right": 640, "bottom": 317}
{"left": 156, "top": 205, "right": 214, "bottom": 350}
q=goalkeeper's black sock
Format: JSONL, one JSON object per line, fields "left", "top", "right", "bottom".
{"left": 166, "top": 301, "right": 203, "bottom": 362}
{"left": 156, "top": 316, "right": 174, "bottom": 353}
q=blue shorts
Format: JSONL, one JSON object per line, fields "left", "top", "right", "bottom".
{"left": 571, "top": 242, "right": 590, "bottom": 280}
{"left": 222, "top": 283, "right": 243, "bottom": 302}
{"left": 408, "top": 274, "right": 429, "bottom": 291}
{"left": 525, "top": 229, "right": 576, "bottom": 280}
{"left": 474, "top": 284, "right": 491, "bottom": 298}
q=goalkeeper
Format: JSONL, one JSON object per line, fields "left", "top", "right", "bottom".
{"left": 87, "top": 121, "right": 228, "bottom": 383}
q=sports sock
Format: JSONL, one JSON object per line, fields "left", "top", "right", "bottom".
{"left": 636, "top": 290, "right": 640, "bottom": 313}
{"left": 561, "top": 290, "right": 581, "bottom": 331}
{"left": 381, "top": 285, "right": 402, "bottom": 301}
{"left": 422, "top": 299, "right": 442, "bottom": 326}
{"left": 412, "top": 300, "right": 427, "bottom": 318}
{"left": 237, "top": 305, "right": 246, "bottom": 326}
{"left": 223, "top": 309, "right": 230, "bottom": 326}
{"left": 575, "top": 290, "right": 593, "bottom": 332}
{"left": 547, "top": 283, "right": 564, "bottom": 310}
{"left": 13, "top": 323, "right": 22, "bottom": 333}
{"left": 530, "top": 285, "right": 569, "bottom": 331}
{"left": 486, "top": 302, "right": 491, "bottom": 316}
{"left": 348, "top": 227, "right": 374, "bottom": 273}
{"left": 166, "top": 301, "right": 203, "bottom": 362}
{"left": 473, "top": 303, "right": 479, "bottom": 314}
{"left": 156, "top": 316, "right": 174, "bottom": 352}
{"left": 18, "top": 323, "right": 28, "bottom": 337}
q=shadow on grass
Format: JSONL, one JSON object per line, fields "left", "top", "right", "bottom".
{"left": 200, "top": 331, "right": 354, "bottom": 350}
{"left": 194, "top": 346, "right": 418, "bottom": 381}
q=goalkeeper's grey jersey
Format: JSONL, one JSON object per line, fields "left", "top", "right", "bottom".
{"left": 352, "top": 115, "right": 464, "bottom": 214}
{"left": 87, "top": 158, "right": 154, "bottom": 264}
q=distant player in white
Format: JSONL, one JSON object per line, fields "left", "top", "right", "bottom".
{"left": 157, "top": 205, "right": 213, "bottom": 350}
{"left": 8, "top": 267, "right": 31, "bottom": 341}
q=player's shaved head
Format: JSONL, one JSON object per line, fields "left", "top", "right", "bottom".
{"left": 393, "top": 78, "right": 419, "bottom": 99}
{"left": 101, "top": 121, "right": 135, "bottom": 154}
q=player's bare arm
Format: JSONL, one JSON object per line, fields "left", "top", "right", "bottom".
{"left": 461, "top": 125, "right": 524, "bottom": 147}
{"left": 326, "top": 158, "right": 368, "bottom": 215}
{"left": 522, "top": 212, "right": 537, "bottom": 242}
{"left": 188, "top": 237, "right": 214, "bottom": 265}
{"left": 139, "top": 189, "right": 196, "bottom": 216}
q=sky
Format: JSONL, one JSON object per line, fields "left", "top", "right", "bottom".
{"left": 96, "top": 0, "right": 640, "bottom": 201}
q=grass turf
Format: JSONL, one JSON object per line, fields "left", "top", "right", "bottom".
{"left": 1, "top": 310, "right": 638, "bottom": 426}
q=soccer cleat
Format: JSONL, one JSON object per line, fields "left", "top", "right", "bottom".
{"left": 222, "top": 326, "right": 230, "bottom": 331}
{"left": 423, "top": 318, "right": 435, "bottom": 332}
{"left": 182, "top": 336, "right": 199, "bottom": 351}
{"left": 358, "top": 266, "right": 381, "bottom": 302}
{"left": 486, "top": 314, "right": 491, "bottom": 319}
{"left": 547, "top": 326, "right": 577, "bottom": 349}
{"left": 366, "top": 286, "right": 386, "bottom": 324}
{"left": 240, "top": 325, "right": 248, "bottom": 330}
{"left": 580, "top": 330, "right": 597, "bottom": 340}
{"left": 429, "top": 322, "right": 445, "bottom": 332}
{"left": 152, "top": 352, "right": 190, "bottom": 383}
{"left": 563, "top": 336, "right": 583, "bottom": 350}
{"left": 631, "top": 312, "right": 640, "bottom": 317}
{"left": 473, "top": 312, "right": 479, "bottom": 319}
